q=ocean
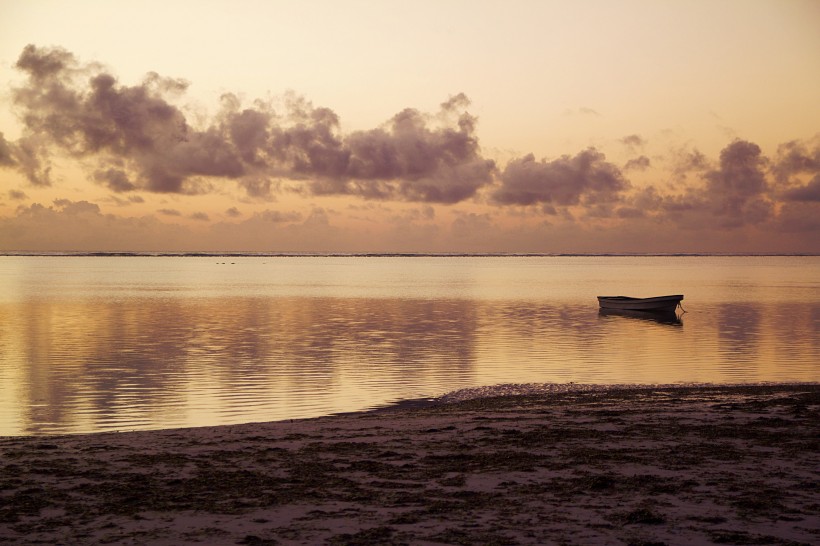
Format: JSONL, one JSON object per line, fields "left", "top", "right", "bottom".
{"left": 1, "top": 254, "right": 818, "bottom": 435}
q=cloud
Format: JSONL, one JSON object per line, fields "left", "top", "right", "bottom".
{"left": 493, "top": 148, "right": 629, "bottom": 207}
{"left": 670, "top": 147, "right": 710, "bottom": 182}
{"left": 620, "top": 134, "right": 645, "bottom": 149}
{"left": 92, "top": 167, "right": 136, "bottom": 192}
{"left": 771, "top": 138, "right": 820, "bottom": 183}
{"left": 614, "top": 206, "right": 645, "bottom": 218}
{"left": 0, "top": 200, "right": 192, "bottom": 251}
{"left": 0, "top": 133, "right": 16, "bottom": 166}
{"left": 3, "top": 45, "right": 818, "bottom": 250}
{"left": 624, "top": 155, "right": 650, "bottom": 171}
{"left": 648, "top": 140, "right": 773, "bottom": 230}
{"left": 621, "top": 135, "right": 649, "bottom": 171}
{"left": 11, "top": 45, "right": 203, "bottom": 191}
{"left": 562, "top": 107, "right": 601, "bottom": 117}
{"left": 190, "top": 212, "right": 209, "bottom": 221}
{"left": 238, "top": 177, "right": 275, "bottom": 199}
{"left": 702, "top": 139, "right": 771, "bottom": 226}
{"left": 258, "top": 210, "right": 303, "bottom": 223}
{"left": 451, "top": 212, "right": 495, "bottom": 237}
{"left": 771, "top": 138, "right": 820, "bottom": 202}
{"left": 53, "top": 199, "right": 101, "bottom": 215}
{"left": 614, "top": 186, "right": 663, "bottom": 219}
{"left": 782, "top": 174, "right": 820, "bottom": 202}
{"left": 262, "top": 94, "right": 496, "bottom": 203}
{"left": 8, "top": 190, "right": 28, "bottom": 200}
{"left": 774, "top": 201, "right": 820, "bottom": 232}
{"left": 8, "top": 45, "right": 494, "bottom": 204}
{"left": 11, "top": 135, "right": 52, "bottom": 186}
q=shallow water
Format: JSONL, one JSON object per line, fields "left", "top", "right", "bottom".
{"left": 1, "top": 255, "right": 818, "bottom": 435}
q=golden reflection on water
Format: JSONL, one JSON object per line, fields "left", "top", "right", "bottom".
{"left": 1, "top": 256, "right": 818, "bottom": 435}
{"left": 0, "top": 296, "right": 817, "bottom": 435}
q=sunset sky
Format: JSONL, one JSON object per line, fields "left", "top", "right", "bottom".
{"left": 1, "top": 0, "right": 819, "bottom": 253}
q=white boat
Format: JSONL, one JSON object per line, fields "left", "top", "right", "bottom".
{"left": 597, "top": 294, "right": 683, "bottom": 313}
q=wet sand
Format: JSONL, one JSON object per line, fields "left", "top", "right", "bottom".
{"left": 1, "top": 384, "right": 818, "bottom": 545}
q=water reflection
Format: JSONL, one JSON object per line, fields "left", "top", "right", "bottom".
{"left": 714, "top": 303, "right": 763, "bottom": 379}
{"left": 3, "top": 297, "right": 486, "bottom": 434}
{"left": 2, "top": 255, "right": 819, "bottom": 436}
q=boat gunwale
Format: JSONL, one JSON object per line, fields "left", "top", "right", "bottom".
{"left": 597, "top": 294, "right": 683, "bottom": 303}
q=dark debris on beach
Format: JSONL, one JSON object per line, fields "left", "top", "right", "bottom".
{"left": 1, "top": 384, "right": 819, "bottom": 545}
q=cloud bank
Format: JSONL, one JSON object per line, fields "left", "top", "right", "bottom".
{"left": 2, "top": 45, "right": 819, "bottom": 250}
{"left": 6, "top": 45, "right": 495, "bottom": 204}
{"left": 493, "top": 149, "right": 628, "bottom": 207}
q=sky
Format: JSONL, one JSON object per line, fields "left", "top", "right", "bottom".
{"left": 1, "top": 0, "right": 819, "bottom": 253}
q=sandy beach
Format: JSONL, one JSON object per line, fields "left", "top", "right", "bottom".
{"left": 1, "top": 384, "right": 818, "bottom": 545}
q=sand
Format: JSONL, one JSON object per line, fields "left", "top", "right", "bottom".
{"left": 1, "top": 384, "right": 818, "bottom": 545}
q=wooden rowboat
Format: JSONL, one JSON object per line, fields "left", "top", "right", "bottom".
{"left": 597, "top": 294, "right": 683, "bottom": 313}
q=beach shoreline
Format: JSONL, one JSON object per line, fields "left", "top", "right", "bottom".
{"left": 1, "top": 384, "right": 818, "bottom": 545}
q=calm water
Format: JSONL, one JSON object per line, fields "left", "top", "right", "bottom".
{"left": 1, "top": 255, "right": 818, "bottom": 436}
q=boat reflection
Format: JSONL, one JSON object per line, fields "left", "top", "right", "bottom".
{"left": 598, "top": 307, "right": 683, "bottom": 326}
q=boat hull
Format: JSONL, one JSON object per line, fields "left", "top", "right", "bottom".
{"left": 598, "top": 308, "right": 682, "bottom": 325}
{"left": 597, "top": 295, "right": 683, "bottom": 313}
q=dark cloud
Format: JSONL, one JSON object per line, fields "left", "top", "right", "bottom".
{"left": 264, "top": 96, "right": 496, "bottom": 204}
{"left": 615, "top": 206, "right": 645, "bottom": 218}
{"left": 493, "top": 149, "right": 629, "bottom": 206}
{"left": 585, "top": 204, "right": 617, "bottom": 218}
{"left": 190, "top": 212, "right": 209, "bottom": 221}
{"left": 158, "top": 208, "right": 181, "bottom": 216}
{"left": 622, "top": 140, "right": 650, "bottom": 172}
{"left": 703, "top": 139, "right": 771, "bottom": 225}
{"left": 782, "top": 174, "right": 820, "bottom": 202}
{"left": 774, "top": 202, "right": 820, "bottom": 232}
{"left": 661, "top": 193, "right": 705, "bottom": 213}
{"left": 671, "top": 147, "right": 710, "bottom": 182}
{"left": 772, "top": 138, "right": 820, "bottom": 182}
{"left": 225, "top": 207, "right": 242, "bottom": 218}
{"left": 9, "top": 45, "right": 495, "bottom": 204}
{"left": 92, "top": 168, "right": 136, "bottom": 192}
{"left": 632, "top": 186, "right": 663, "bottom": 210}
{"left": 11, "top": 45, "right": 205, "bottom": 191}
{"left": 239, "top": 178, "right": 275, "bottom": 199}
{"left": 0, "top": 133, "right": 16, "bottom": 166}
{"left": 624, "top": 155, "right": 650, "bottom": 171}
{"left": 620, "top": 134, "right": 645, "bottom": 150}
{"left": 53, "top": 199, "right": 101, "bottom": 215}
{"left": 12, "top": 136, "right": 52, "bottom": 186}
{"left": 14, "top": 44, "right": 77, "bottom": 81}
{"left": 8, "top": 189, "right": 28, "bottom": 200}
{"left": 652, "top": 140, "right": 773, "bottom": 229}
{"left": 771, "top": 138, "right": 820, "bottom": 203}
